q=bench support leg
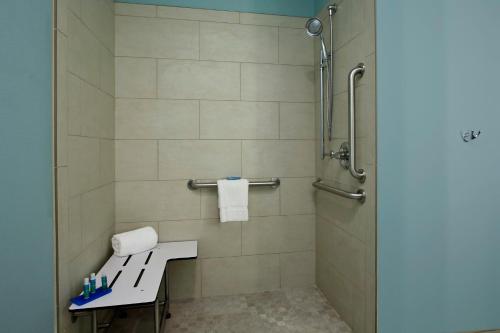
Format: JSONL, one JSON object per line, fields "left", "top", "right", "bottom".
{"left": 154, "top": 298, "right": 160, "bottom": 333}
{"left": 164, "top": 267, "right": 171, "bottom": 319}
{"left": 91, "top": 310, "right": 97, "bottom": 333}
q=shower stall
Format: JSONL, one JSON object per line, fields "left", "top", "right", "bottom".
{"left": 52, "top": 0, "right": 377, "bottom": 332}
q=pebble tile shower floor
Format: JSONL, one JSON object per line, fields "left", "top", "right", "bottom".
{"left": 108, "top": 287, "right": 351, "bottom": 333}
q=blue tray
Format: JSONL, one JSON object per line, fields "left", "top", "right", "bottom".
{"left": 71, "top": 287, "right": 112, "bottom": 306}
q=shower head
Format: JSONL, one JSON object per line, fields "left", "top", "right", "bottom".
{"left": 305, "top": 17, "right": 323, "bottom": 37}
{"left": 305, "top": 18, "right": 328, "bottom": 60}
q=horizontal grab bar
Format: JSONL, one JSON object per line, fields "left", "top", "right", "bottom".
{"left": 312, "top": 178, "right": 365, "bottom": 203}
{"left": 188, "top": 178, "right": 280, "bottom": 190}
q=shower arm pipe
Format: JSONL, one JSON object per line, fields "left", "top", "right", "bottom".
{"left": 348, "top": 63, "right": 366, "bottom": 182}
{"left": 319, "top": 53, "right": 326, "bottom": 160}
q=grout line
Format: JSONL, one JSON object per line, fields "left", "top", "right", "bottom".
{"left": 113, "top": 55, "right": 314, "bottom": 69}
{"left": 155, "top": 58, "right": 159, "bottom": 98}
{"left": 239, "top": 63, "right": 242, "bottom": 100}
{"left": 198, "top": 100, "right": 201, "bottom": 139}
{"left": 198, "top": 21, "right": 201, "bottom": 60}
{"left": 156, "top": 140, "right": 160, "bottom": 180}
{"left": 116, "top": 96, "right": 315, "bottom": 104}
{"left": 277, "top": 27, "right": 280, "bottom": 64}
{"left": 278, "top": 102, "right": 281, "bottom": 139}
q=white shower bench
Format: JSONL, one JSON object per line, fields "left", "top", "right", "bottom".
{"left": 69, "top": 241, "right": 198, "bottom": 333}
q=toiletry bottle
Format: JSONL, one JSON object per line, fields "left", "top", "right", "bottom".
{"left": 101, "top": 273, "right": 108, "bottom": 290}
{"left": 90, "top": 273, "right": 96, "bottom": 294}
{"left": 83, "top": 278, "right": 90, "bottom": 299}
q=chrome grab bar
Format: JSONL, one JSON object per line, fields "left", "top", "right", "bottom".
{"left": 188, "top": 178, "right": 280, "bottom": 190}
{"left": 348, "top": 63, "right": 366, "bottom": 183}
{"left": 312, "top": 178, "right": 365, "bottom": 203}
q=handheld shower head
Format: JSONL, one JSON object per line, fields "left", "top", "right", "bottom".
{"left": 305, "top": 17, "right": 328, "bottom": 60}
{"left": 305, "top": 17, "right": 323, "bottom": 37}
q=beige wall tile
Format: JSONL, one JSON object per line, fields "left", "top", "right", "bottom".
{"left": 200, "top": 22, "right": 278, "bottom": 63}
{"left": 351, "top": 289, "right": 367, "bottom": 333}
{"left": 115, "top": 3, "right": 157, "bottom": 17}
{"left": 316, "top": 186, "right": 367, "bottom": 242}
{"left": 115, "top": 140, "right": 158, "bottom": 181}
{"left": 67, "top": 195, "right": 83, "bottom": 261}
{"left": 116, "top": 16, "right": 199, "bottom": 59}
{"left": 115, "top": 180, "right": 200, "bottom": 222}
{"left": 67, "top": 12, "right": 101, "bottom": 86}
{"left": 116, "top": 99, "right": 199, "bottom": 140}
{"left": 201, "top": 255, "right": 280, "bottom": 296}
{"left": 158, "top": 219, "right": 241, "bottom": 258}
{"left": 158, "top": 140, "right": 241, "bottom": 180}
{"left": 332, "top": 92, "right": 348, "bottom": 139}
{"left": 81, "top": 184, "right": 114, "bottom": 248}
{"left": 248, "top": 187, "right": 281, "bottom": 217}
{"left": 239, "top": 13, "right": 307, "bottom": 28}
{"left": 280, "top": 177, "right": 315, "bottom": 215}
{"left": 242, "top": 140, "right": 314, "bottom": 178}
{"left": 68, "top": 136, "right": 100, "bottom": 196}
{"left": 100, "top": 46, "right": 115, "bottom": 96}
{"left": 279, "top": 28, "right": 314, "bottom": 66}
{"left": 157, "top": 59, "right": 240, "bottom": 100}
{"left": 56, "top": 0, "right": 68, "bottom": 33}
{"left": 115, "top": 221, "right": 159, "bottom": 234}
{"left": 280, "top": 251, "right": 315, "bottom": 288}
{"left": 157, "top": 6, "right": 239, "bottom": 23}
{"left": 82, "top": 0, "right": 115, "bottom": 52}
{"left": 242, "top": 215, "right": 315, "bottom": 255}
{"left": 67, "top": 0, "right": 81, "bottom": 17}
{"left": 80, "top": 81, "right": 114, "bottom": 139}
{"left": 168, "top": 259, "right": 202, "bottom": 300}
{"left": 200, "top": 186, "right": 280, "bottom": 219}
{"left": 332, "top": 0, "right": 352, "bottom": 51}
{"left": 241, "top": 63, "right": 314, "bottom": 102}
{"left": 99, "top": 139, "right": 115, "bottom": 185}
{"left": 57, "top": 33, "right": 69, "bottom": 167}
{"left": 58, "top": 0, "right": 115, "bottom": 330}
{"left": 115, "top": 57, "right": 156, "bottom": 98}
{"left": 200, "top": 101, "right": 279, "bottom": 139}
{"left": 67, "top": 73, "right": 82, "bottom": 136}
{"left": 279, "top": 102, "right": 315, "bottom": 139}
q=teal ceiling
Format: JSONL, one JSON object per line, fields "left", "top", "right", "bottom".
{"left": 115, "top": 0, "right": 324, "bottom": 17}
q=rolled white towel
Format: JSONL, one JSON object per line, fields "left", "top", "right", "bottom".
{"left": 111, "top": 227, "right": 158, "bottom": 257}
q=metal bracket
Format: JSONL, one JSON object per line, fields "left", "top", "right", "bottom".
{"left": 329, "top": 142, "right": 350, "bottom": 169}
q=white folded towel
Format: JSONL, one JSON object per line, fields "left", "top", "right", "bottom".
{"left": 217, "top": 179, "right": 249, "bottom": 222}
{"left": 111, "top": 226, "right": 158, "bottom": 257}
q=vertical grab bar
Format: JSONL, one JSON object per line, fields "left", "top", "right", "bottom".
{"left": 348, "top": 63, "right": 366, "bottom": 183}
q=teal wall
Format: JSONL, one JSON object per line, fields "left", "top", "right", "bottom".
{"left": 314, "top": 0, "right": 329, "bottom": 14}
{"left": 0, "top": 1, "right": 54, "bottom": 332}
{"left": 377, "top": 0, "right": 500, "bottom": 332}
{"left": 115, "top": 0, "right": 316, "bottom": 17}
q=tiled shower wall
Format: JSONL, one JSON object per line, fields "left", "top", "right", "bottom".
{"left": 56, "top": 0, "right": 115, "bottom": 332}
{"left": 314, "top": 0, "right": 376, "bottom": 332}
{"left": 114, "top": 3, "right": 316, "bottom": 299}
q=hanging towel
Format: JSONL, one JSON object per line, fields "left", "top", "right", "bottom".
{"left": 217, "top": 179, "right": 249, "bottom": 222}
{"left": 111, "top": 226, "right": 158, "bottom": 257}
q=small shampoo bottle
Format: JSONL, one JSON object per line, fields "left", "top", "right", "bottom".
{"left": 101, "top": 273, "right": 108, "bottom": 290}
{"left": 90, "top": 273, "right": 96, "bottom": 294}
{"left": 83, "top": 278, "right": 90, "bottom": 299}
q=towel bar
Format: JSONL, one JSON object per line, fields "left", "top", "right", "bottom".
{"left": 188, "top": 178, "right": 280, "bottom": 190}
{"left": 312, "top": 178, "right": 365, "bottom": 202}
